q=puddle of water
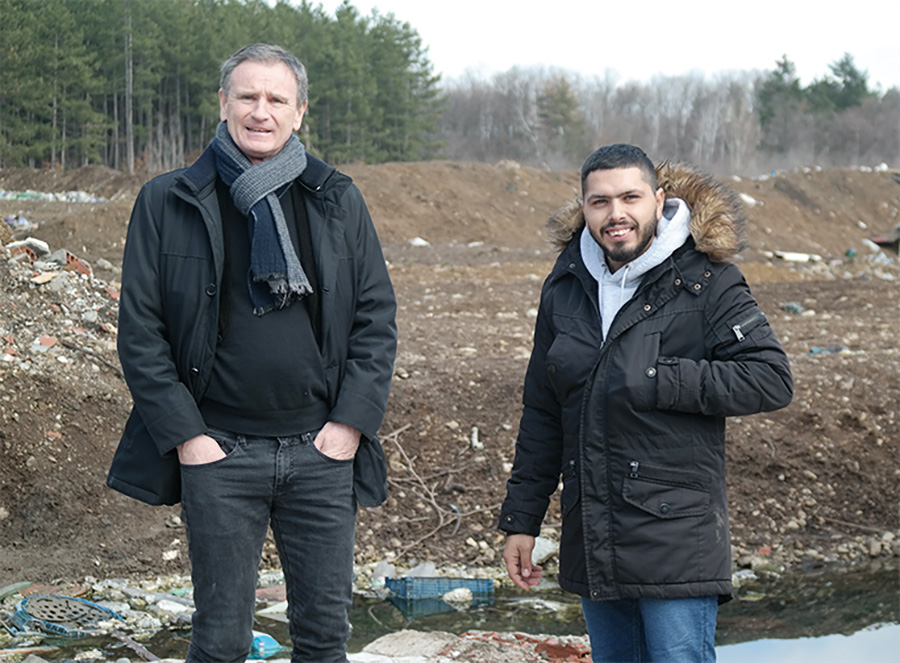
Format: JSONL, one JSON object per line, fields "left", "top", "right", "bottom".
{"left": 717, "top": 623, "right": 900, "bottom": 662}
{"left": 27, "top": 561, "right": 899, "bottom": 660}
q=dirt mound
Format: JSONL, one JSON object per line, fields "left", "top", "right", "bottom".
{"left": 1, "top": 161, "right": 899, "bottom": 585}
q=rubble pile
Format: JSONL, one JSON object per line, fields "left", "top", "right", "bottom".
{"left": 1, "top": 237, "right": 122, "bottom": 381}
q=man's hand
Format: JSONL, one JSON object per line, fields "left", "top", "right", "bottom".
{"left": 177, "top": 434, "right": 226, "bottom": 465}
{"left": 502, "top": 533, "right": 544, "bottom": 590}
{"left": 314, "top": 421, "right": 361, "bottom": 460}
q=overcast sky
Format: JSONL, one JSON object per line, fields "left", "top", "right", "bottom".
{"left": 312, "top": 0, "right": 899, "bottom": 91}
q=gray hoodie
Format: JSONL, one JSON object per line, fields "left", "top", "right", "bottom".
{"left": 580, "top": 197, "right": 692, "bottom": 340}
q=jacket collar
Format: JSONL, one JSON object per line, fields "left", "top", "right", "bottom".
{"left": 547, "top": 162, "right": 746, "bottom": 263}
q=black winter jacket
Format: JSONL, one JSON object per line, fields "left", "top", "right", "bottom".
{"left": 107, "top": 147, "right": 397, "bottom": 507}
{"left": 499, "top": 164, "right": 793, "bottom": 601}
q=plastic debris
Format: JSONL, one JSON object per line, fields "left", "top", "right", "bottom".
{"left": 8, "top": 595, "right": 124, "bottom": 638}
{"left": 780, "top": 301, "right": 806, "bottom": 314}
{"left": 249, "top": 630, "right": 289, "bottom": 659}
{"left": 808, "top": 344, "right": 857, "bottom": 355}
{"left": 0, "top": 189, "right": 106, "bottom": 203}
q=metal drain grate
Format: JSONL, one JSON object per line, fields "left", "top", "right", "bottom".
{"left": 12, "top": 595, "right": 123, "bottom": 638}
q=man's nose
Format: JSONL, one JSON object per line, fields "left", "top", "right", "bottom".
{"left": 608, "top": 199, "right": 626, "bottom": 220}
{"left": 249, "top": 99, "right": 270, "bottom": 117}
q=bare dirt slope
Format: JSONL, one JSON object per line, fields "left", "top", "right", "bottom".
{"left": 1, "top": 160, "right": 899, "bottom": 585}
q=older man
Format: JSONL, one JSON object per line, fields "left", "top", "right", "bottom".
{"left": 500, "top": 144, "right": 793, "bottom": 662}
{"left": 108, "top": 44, "right": 396, "bottom": 663}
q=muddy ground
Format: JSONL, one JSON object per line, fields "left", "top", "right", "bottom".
{"left": 1, "top": 160, "right": 899, "bottom": 589}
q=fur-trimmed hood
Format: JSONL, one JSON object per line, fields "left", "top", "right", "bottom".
{"left": 547, "top": 162, "right": 746, "bottom": 262}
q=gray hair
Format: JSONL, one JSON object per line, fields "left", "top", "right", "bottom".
{"left": 220, "top": 43, "right": 308, "bottom": 107}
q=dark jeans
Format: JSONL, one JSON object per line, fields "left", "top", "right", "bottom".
{"left": 180, "top": 428, "right": 356, "bottom": 663}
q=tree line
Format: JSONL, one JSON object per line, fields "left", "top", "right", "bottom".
{"left": 0, "top": 0, "right": 441, "bottom": 171}
{"left": 1, "top": 0, "right": 897, "bottom": 176}
{"left": 441, "top": 54, "right": 899, "bottom": 175}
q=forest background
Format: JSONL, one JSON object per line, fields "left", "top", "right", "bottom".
{"left": 1, "top": 0, "right": 898, "bottom": 176}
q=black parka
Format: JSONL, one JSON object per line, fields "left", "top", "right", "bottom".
{"left": 499, "top": 164, "right": 793, "bottom": 601}
{"left": 107, "top": 146, "right": 397, "bottom": 507}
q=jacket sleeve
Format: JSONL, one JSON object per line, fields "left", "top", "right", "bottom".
{"left": 498, "top": 288, "right": 565, "bottom": 536}
{"left": 117, "top": 181, "right": 207, "bottom": 457}
{"left": 326, "top": 184, "right": 397, "bottom": 440}
{"left": 655, "top": 265, "right": 794, "bottom": 417}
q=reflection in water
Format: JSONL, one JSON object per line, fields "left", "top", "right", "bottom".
{"left": 716, "top": 560, "right": 898, "bottom": 644}
{"left": 717, "top": 623, "right": 900, "bottom": 662}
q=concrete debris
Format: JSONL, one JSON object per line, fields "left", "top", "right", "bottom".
{"left": 1, "top": 237, "right": 120, "bottom": 380}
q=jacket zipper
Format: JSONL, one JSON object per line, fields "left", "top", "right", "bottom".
{"left": 629, "top": 460, "right": 640, "bottom": 478}
{"left": 732, "top": 310, "right": 766, "bottom": 342}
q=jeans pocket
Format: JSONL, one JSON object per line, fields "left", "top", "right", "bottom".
{"left": 181, "top": 428, "right": 243, "bottom": 469}
{"left": 311, "top": 442, "right": 355, "bottom": 464}
{"left": 305, "top": 428, "right": 355, "bottom": 464}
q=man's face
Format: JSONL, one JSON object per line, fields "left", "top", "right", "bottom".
{"left": 582, "top": 166, "right": 665, "bottom": 272}
{"left": 219, "top": 60, "right": 306, "bottom": 164}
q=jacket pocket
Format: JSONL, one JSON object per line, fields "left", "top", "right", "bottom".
{"left": 621, "top": 460, "right": 709, "bottom": 518}
{"left": 608, "top": 330, "right": 659, "bottom": 412}
{"left": 613, "top": 461, "right": 711, "bottom": 585}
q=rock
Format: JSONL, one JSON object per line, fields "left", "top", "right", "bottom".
{"left": 531, "top": 536, "right": 559, "bottom": 565}
{"left": 868, "top": 539, "right": 883, "bottom": 557}
{"left": 155, "top": 599, "right": 192, "bottom": 615}
{"left": 22, "top": 656, "right": 51, "bottom": 663}
{"left": 442, "top": 587, "right": 473, "bottom": 605}
{"left": 363, "top": 629, "right": 457, "bottom": 658}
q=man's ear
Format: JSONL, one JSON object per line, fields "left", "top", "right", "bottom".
{"left": 655, "top": 187, "right": 665, "bottom": 220}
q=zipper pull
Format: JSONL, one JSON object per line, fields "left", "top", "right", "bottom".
{"left": 629, "top": 461, "right": 640, "bottom": 478}
{"left": 732, "top": 324, "right": 745, "bottom": 342}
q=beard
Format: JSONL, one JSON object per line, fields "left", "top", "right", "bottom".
{"left": 601, "top": 217, "right": 658, "bottom": 266}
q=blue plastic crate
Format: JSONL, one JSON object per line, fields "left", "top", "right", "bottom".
{"left": 385, "top": 576, "right": 494, "bottom": 600}
{"left": 387, "top": 595, "right": 494, "bottom": 619}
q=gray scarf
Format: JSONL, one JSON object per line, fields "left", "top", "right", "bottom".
{"left": 211, "top": 121, "right": 311, "bottom": 316}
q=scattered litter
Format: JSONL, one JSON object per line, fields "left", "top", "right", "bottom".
{"left": 409, "top": 237, "right": 431, "bottom": 247}
{"left": 3, "top": 211, "right": 32, "bottom": 230}
{"left": 808, "top": 344, "right": 861, "bottom": 356}
{"left": 385, "top": 576, "right": 494, "bottom": 600}
{"left": 469, "top": 426, "right": 483, "bottom": 451}
{"left": 255, "top": 601, "right": 288, "bottom": 623}
{"left": 738, "top": 193, "right": 759, "bottom": 207}
{"left": 383, "top": 573, "right": 496, "bottom": 618}
{"left": 780, "top": 302, "right": 806, "bottom": 314}
{"left": 0, "top": 189, "right": 106, "bottom": 203}
{"left": 7, "top": 595, "right": 123, "bottom": 638}
{"left": 249, "top": 630, "right": 289, "bottom": 659}
{"left": 771, "top": 250, "right": 823, "bottom": 263}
